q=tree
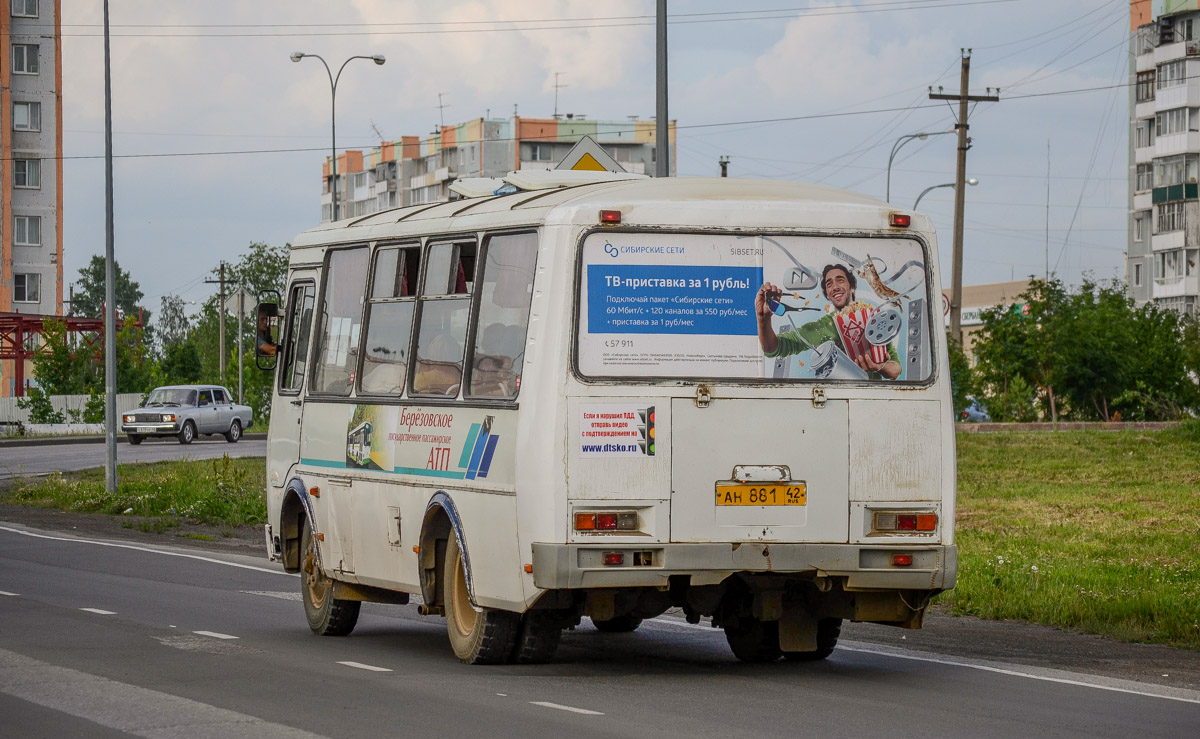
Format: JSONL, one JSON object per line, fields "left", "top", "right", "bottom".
{"left": 71, "top": 255, "right": 150, "bottom": 322}
{"left": 157, "top": 294, "right": 191, "bottom": 352}
{"left": 159, "top": 338, "right": 202, "bottom": 384}
{"left": 946, "top": 334, "right": 975, "bottom": 416}
{"left": 973, "top": 279, "right": 1066, "bottom": 422}
{"left": 170, "top": 242, "right": 289, "bottom": 423}
{"left": 972, "top": 277, "right": 1198, "bottom": 422}
{"left": 27, "top": 319, "right": 95, "bottom": 395}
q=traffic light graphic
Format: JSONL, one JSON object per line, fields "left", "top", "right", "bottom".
{"left": 637, "top": 406, "right": 655, "bottom": 456}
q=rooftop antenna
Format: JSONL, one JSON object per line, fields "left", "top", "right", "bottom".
{"left": 553, "top": 72, "right": 567, "bottom": 119}
{"left": 369, "top": 120, "right": 385, "bottom": 141}
{"left": 437, "top": 92, "right": 450, "bottom": 133}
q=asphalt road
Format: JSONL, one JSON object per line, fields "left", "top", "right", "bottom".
{"left": 0, "top": 437, "right": 267, "bottom": 479}
{"left": 1, "top": 523, "right": 1197, "bottom": 739}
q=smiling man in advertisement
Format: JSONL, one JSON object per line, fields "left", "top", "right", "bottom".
{"left": 756, "top": 263, "right": 901, "bottom": 380}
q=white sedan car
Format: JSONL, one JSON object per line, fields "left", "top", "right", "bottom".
{"left": 121, "top": 385, "right": 253, "bottom": 444}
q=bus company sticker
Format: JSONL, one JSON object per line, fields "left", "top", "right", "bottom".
{"left": 345, "top": 404, "right": 393, "bottom": 471}
{"left": 579, "top": 404, "right": 656, "bottom": 458}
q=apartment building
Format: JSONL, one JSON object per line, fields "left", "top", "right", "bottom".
{"left": 2, "top": 0, "right": 63, "bottom": 395}
{"left": 318, "top": 114, "right": 675, "bottom": 222}
{"left": 1129, "top": 0, "right": 1200, "bottom": 315}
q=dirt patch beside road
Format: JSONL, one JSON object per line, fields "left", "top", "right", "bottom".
{"left": 1, "top": 501, "right": 1197, "bottom": 693}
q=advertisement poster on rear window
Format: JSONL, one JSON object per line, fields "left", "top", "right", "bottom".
{"left": 577, "top": 232, "right": 931, "bottom": 382}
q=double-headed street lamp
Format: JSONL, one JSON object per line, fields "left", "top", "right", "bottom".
{"left": 886, "top": 130, "right": 954, "bottom": 203}
{"left": 290, "top": 52, "right": 386, "bottom": 222}
{"left": 913, "top": 178, "right": 978, "bottom": 210}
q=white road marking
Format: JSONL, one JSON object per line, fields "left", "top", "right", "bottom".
{"left": 530, "top": 701, "right": 604, "bottom": 715}
{"left": 338, "top": 661, "right": 393, "bottom": 672}
{"left": 838, "top": 644, "right": 1200, "bottom": 706}
{"left": 0, "top": 647, "right": 331, "bottom": 738}
{"left": 193, "top": 630, "right": 238, "bottom": 640}
{"left": 242, "top": 590, "right": 302, "bottom": 601}
{"left": 0, "top": 590, "right": 18, "bottom": 596}
{"left": 80, "top": 608, "right": 116, "bottom": 615}
{"left": 0, "top": 524, "right": 293, "bottom": 576}
{"left": 639, "top": 617, "right": 1200, "bottom": 705}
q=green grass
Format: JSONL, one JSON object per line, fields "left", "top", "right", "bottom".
{"left": 943, "top": 422, "right": 1200, "bottom": 649}
{"left": 6, "top": 455, "right": 266, "bottom": 529}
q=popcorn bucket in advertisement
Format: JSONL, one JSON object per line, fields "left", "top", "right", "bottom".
{"left": 834, "top": 308, "right": 889, "bottom": 365}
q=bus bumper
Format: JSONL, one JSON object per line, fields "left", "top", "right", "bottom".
{"left": 530, "top": 542, "right": 956, "bottom": 591}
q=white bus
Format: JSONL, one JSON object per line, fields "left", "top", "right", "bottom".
{"left": 259, "top": 171, "right": 957, "bottom": 664}
{"left": 346, "top": 421, "right": 373, "bottom": 467}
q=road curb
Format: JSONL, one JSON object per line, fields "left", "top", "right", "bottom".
{"left": 0, "top": 432, "right": 267, "bottom": 448}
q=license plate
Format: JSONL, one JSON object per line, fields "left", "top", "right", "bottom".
{"left": 715, "top": 483, "right": 807, "bottom": 506}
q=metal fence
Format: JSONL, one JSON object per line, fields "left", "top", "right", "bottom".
{"left": 0, "top": 393, "right": 143, "bottom": 425}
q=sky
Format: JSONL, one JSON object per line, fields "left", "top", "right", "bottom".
{"left": 58, "top": 0, "right": 1132, "bottom": 319}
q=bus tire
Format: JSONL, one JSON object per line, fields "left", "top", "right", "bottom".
{"left": 300, "top": 517, "right": 360, "bottom": 636}
{"left": 782, "top": 618, "right": 842, "bottom": 662}
{"left": 723, "top": 617, "right": 782, "bottom": 663}
{"left": 590, "top": 614, "right": 643, "bottom": 633}
{"left": 511, "top": 612, "right": 562, "bottom": 664}
{"left": 443, "top": 534, "right": 519, "bottom": 664}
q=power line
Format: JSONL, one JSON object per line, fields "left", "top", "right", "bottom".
{"left": 11, "top": 74, "right": 1144, "bottom": 164}
{"left": 46, "top": 0, "right": 1025, "bottom": 37}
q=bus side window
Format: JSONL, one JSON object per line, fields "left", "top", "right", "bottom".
{"left": 467, "top": 232, "right": 537, "bottom": 400}
{"left": 360, "top": 244, "right": 420, "bottom": 395}
{"left": 312, "top": 246, "right": 369, "bottom": 395}
{"left": 411, "top": 240, "right": 476, "bottom": 397}
{"left": 279, "top": 283, "right": 316, "bottom": 393}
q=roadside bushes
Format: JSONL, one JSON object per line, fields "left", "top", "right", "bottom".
{"left": 968, "top": 278, "right": 1200, "bottom": 422}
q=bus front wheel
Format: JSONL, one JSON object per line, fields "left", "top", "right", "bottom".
{"left": 300, "top": 518, "right": 360, "bottom": 636}
{"left": 442, "top": 535, "right": 519, "bottom": 664}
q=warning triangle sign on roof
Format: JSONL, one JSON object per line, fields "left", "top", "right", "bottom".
{"left": 555, "top": 135, "right": 626, "bottom": 173}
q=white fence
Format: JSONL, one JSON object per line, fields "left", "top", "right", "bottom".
{"left": 0, "top": 393, "right": 144, "bottom": 425}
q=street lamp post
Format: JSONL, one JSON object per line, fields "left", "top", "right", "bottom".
{"left": 913, "top": 178, "right": 978, "bottom": 210}
{"left": 290, "top": 52, "right": 386, "bottom": 222}
{"left": 886, "top": 130, "right": 953, "bottom": 203}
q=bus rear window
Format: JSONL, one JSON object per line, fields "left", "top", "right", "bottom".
{"left": 577, "top": 232, "right": 932, "bottom": 383}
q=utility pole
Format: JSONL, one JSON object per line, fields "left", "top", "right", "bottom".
{"left": 719, "top": 156, "right": 730, "bottom": 177}
{"left": 929, "top": 49, "right": 999, "bottom": 345}
{"left": 655, "top": 0, "right": 669, "bottom": 177}
{"left": 205, "top": 263, "right": 229, "bottom": 379}
{"left": 103, "top": 0, "right": 117, "bottom": 494}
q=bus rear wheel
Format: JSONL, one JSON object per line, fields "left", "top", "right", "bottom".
{"left": 723, "top": 617, "right": 782, "bottom": 663}
{"left": 442, "top": 534, "right": 519, "bottom": 664}
{"left": 300, "top": 518, "right": 360, "bottom": 636}
{"left": 782, "top": 618, "right": 842, "bottom": 661}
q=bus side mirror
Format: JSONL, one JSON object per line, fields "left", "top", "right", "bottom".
{"left": 256, "top": 292, "right": 281, "bottom": 370}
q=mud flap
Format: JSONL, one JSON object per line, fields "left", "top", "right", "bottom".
{"left": 779, "top": 602, "right": 818, "bottom": 652}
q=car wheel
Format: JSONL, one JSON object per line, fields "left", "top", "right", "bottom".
{"left": 224, "top": 419, "right": 242, "bottom": 443}
{"left": 443, "top": 534, "right": 520, "bottom": 664}
{"left": 300, "top": 517, "right": 360, "bottom": 636}
{"left": 127, "top": 434, "right": 143, "bottom": 446}
{"left": 177, "top": 420, "right": 196, "bottom": 444}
